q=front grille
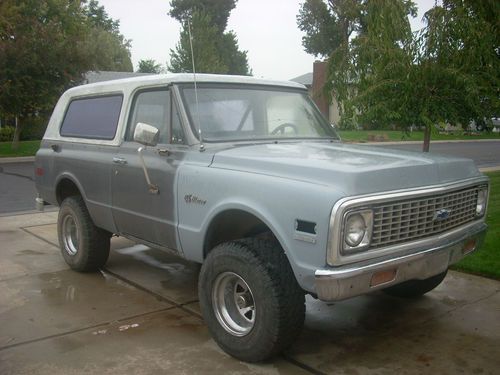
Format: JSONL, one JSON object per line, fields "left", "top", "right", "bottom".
{"left": 370, "top": 185, "right": 483, "bottom": 248}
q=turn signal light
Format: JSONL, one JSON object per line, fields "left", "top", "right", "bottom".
{"left": 370, "top": 269, "right": 397, "bottom": 287}
{"left": 35, "top": 167, "right": 44, "bottom": 176}
{"left": 463, "top": 239, "right": 476, "bottom": 255}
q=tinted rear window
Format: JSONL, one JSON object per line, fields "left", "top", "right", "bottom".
{"left": 60, "top": 95, "right": 123, "bottom": 139}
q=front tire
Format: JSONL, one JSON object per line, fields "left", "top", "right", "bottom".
{"left": 57, "top": 196, "right": 111, "bottom": 272}
{"left": 199, "top": 239, "right": 305, "bottom": 362}
{"left": 383, "top": 270, "right": 448, "bottom": 298}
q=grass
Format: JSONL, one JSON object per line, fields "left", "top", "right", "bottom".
{"left": 451, "top": 171, "right": 500, "bottom": 279}
{"left": 338, "top": 130, "right": 500, "bottom": 142}
{"left": 0, "top": 140, "right": 41, "bottom": 157}
{"left": 1, "top": 130, "right": 498, "bottom": 157}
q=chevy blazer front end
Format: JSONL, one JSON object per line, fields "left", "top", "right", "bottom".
{"left": 316, "top": 177, "right": 488, "bottom": 301}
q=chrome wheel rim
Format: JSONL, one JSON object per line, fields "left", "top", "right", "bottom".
{"left": 212, "top": 272, "right": 256, "bottom": 336}
{"left": 62, "top": 215, "right": 79, "bottom": 256}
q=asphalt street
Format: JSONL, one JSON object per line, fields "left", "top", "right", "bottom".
{"left": 0, "top": 140, "right": 499, "bottom": 214}
{"left": 372, "top": 140, "right": 500, "bottom": 168}
{"left": 0, "top": 162, "right": 39, "bottom": 214}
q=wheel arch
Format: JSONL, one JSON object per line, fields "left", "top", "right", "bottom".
{"left": 55, "top": 173, "right": 87, "bottom": 206}
{"left": 202, "top": 205, "right": 288, "bottom": 260}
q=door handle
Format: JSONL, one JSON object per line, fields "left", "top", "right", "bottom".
{"left": 112, "top": 157, "right": 127, "bottom": 165}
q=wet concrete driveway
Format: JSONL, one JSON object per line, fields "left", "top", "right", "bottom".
{"left": 1, "top": 212, "right": 499, "bottom": 374}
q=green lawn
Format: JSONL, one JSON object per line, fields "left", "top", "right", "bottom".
{"left": 0, "top": 140, "right": 41, "bottom": 157}
{"left": 1, "top": 131, "right": 499, "bottom": 157}
{"left": 338, "top": 130, "right": 500, "bottom": 142}
{"left": 451, "top": 171, "right": 500, "bottom": 279}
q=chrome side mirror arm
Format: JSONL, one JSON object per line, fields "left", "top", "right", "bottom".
{"left": 137, "top": 146, "right": 159, "bottom": 194}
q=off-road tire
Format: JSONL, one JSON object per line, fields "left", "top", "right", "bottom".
{"left": 199, "top": 239, "right": 305, "bottom": 362}
{"left": 383, "top": 270, "right": 448, "bottom": 298}
{"left": 57, "top": 196, "right": 111, "bottom": 272}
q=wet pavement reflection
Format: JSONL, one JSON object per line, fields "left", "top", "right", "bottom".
{"left": 1, "top": 214, "right": 499, "bottom": 374}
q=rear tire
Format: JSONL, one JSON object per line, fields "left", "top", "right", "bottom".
{"left": 199, "top": 239, "right": 305, "bottom": 362}
{"left": 383, "top": 270, "right": 448, "bottom": 298}
{"left": 57, "top": 196, "right": 111, "bottom": 272}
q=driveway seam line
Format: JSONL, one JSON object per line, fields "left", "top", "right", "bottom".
{"left": 0, "top": 306, "right": 175, "bottom": 351}
{"left": 20, "top": 222, "right": 58, "bottom": 230}
{"left": 282, "top": 354, "right": 329, "bottom": 375}
{"left": 103, "top": 268, "right": 324, "bottom": 373}
{"left": 20, "top": 227, "right": 59, "bottom": 248}
{"left": 102, "top": 267, "right": 202, "bottom": 318}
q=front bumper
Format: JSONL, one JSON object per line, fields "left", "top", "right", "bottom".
{"left": 314, "top": 222, "right": 487, "bottom": 301}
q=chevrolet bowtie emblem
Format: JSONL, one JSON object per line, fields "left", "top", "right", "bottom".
{"left": 434, "top": 209, "right": 451, "bottom": 221}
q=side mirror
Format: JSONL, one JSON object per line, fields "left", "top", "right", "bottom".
{"left": 134, "top": 122, "right": 159, "bottom": 147}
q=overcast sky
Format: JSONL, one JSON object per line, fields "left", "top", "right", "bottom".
{"left": 98, "top": 0, "right": 437, "bottom": 80}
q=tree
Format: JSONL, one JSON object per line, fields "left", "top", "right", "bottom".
{"left": 0, "top": 0, "right": 90, "bottom": 148}
{"left": 297, "top": 0, "right": 499, "bottom": 151}
{"left": 0, "top": 0, "right": 133, "bottom": 149}
{"left": 167, "top": 0, "right": 250, "bottom": 75}
{"left": 169, "top": 0, "right": 236, "bottom": 32}
{"left": 83, "top": 0, "right": 133, "bottom": 72}
{"left": 297, "top": 0, "right": 364, "bottom": 59}
{"left": 137, "top": 59, "right": 164, "bottom": 73}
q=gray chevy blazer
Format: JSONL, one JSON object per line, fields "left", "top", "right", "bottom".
{"left": 35, "top": 74, "right": 489, "bottom": 362}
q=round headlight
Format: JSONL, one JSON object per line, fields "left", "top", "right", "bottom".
{"left": 476, "top": 188, "right": 487, "bottom": 216}
{"left": 345, "top": 214, "right": 366, "bottom": 247}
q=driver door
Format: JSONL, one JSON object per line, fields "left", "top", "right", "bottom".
{"left": 111, "top": 87, "right": 184, "bottom": 250}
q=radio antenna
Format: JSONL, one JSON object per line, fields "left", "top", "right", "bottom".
{"left": 187, "top": 18, "right": 204, "bottom": 151}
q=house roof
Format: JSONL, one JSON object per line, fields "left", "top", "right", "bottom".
{"left": 290, "top": 72, "right": 313, "bottom": 86}
{"left": 84, "top": 71, "right": 154, "bottom": 84}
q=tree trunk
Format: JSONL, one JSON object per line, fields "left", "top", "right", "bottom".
{"left": 12, "top": 116, "right": 22, "bottom": 151}
{"left": 422, "top": 125, "right": 431, "bottom": 152}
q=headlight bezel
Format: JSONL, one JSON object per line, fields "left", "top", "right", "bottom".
{"left": 342, "top": 209, "right": 373, "bottom": 254}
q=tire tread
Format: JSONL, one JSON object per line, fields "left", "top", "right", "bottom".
{"left": 58, "top": 195, "right": 110, "bottom": 272}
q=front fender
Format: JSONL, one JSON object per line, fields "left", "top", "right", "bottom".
{"left": 176, "top": 164, "right": 344, "bottom": 293}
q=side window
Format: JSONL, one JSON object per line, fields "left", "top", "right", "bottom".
{"left": 128, "top": 89, "right": 170, "bottom": 144}
{"left": 60, "top": 95, "right": 123, "bottom": 140}
{"left": 171, "top": 100, "right": 185, "bottom": 145}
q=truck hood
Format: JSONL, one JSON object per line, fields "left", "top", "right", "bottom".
{"left": 210, "top": 142, "right": 480, "bottom": 195}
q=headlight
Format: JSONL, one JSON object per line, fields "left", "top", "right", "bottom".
{"left": 343, "top": 209, "right": 373, "bottom": 253}
{"left": 476, "top": 186, "right": 488, "bottom": 217}
{"left": 345, "top": 214, "right": 365, "bottom": 246}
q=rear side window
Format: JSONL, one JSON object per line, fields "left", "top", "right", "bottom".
{"left": 60, "top": 95, "right": 123, "bottom": 140}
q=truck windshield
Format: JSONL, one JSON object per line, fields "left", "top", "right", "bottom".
{"left": 179, "top": 84, "right": 339, "bottom": 142}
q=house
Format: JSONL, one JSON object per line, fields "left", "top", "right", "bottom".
{"left": 290, "top": 61, "right": 341, "bottom": 125}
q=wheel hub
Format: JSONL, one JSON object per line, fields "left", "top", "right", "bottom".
{"left": 212, "top": 272, "right": 256, "bottom": 337}
{"left": 62, "top": 214, "right": 79, "bottom": 256}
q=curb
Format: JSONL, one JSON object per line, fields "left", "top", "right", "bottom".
{"left": 0, "top": 207, "right": 58, "bottom": 218}
{"left": 354, "top": 139, "right": 500, "bottom": 146}
{"left": 479, "top": 166, "right": 500, "bottom": 173}
{"left": 0, "top": 156, "right": 35, "bottom": 164}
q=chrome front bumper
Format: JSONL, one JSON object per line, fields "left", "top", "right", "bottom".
{"left": 314, "top": 222, "right": 487, "bottom": 301}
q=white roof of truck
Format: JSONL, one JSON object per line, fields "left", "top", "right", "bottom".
{"left": 66, "top": 73, "right": 307, "bottom": 97}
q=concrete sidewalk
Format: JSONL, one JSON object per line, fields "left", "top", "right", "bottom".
{"left": 1, "top": 212, "right": 499, "bottom": 374}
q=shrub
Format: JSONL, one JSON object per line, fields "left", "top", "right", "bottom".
{"left": 21, "top": 116, "right": 49, "bottom": 141}
{"left": 0, "top": 126, "right": 15, "bottom": 142}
